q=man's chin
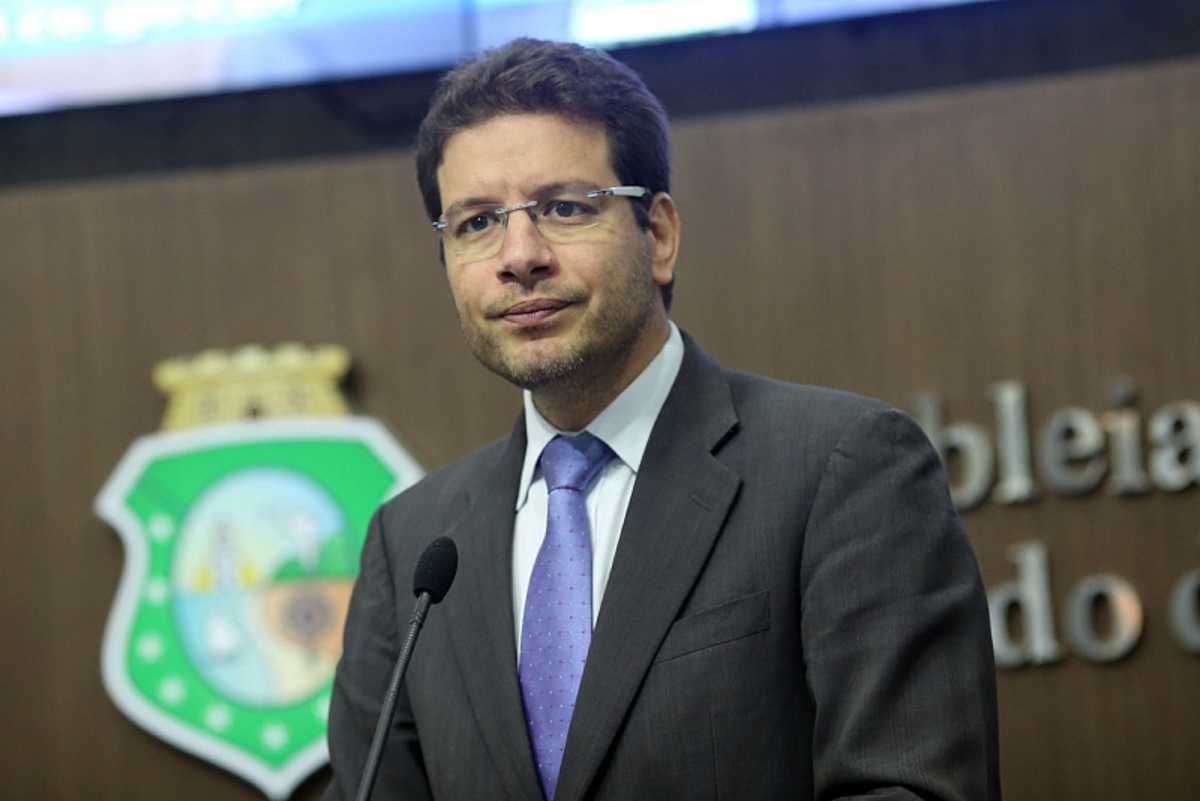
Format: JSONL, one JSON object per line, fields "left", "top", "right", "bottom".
{"left": 481, "top": 341, "right": 586, "bottom": 390}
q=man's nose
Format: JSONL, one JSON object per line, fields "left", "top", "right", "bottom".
{"left": 497, "top": 209, "right": 555, "bottom": 282}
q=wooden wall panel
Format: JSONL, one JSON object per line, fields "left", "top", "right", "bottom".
{"left": 1, "top": 54, "right": 1197, "bottom": 800}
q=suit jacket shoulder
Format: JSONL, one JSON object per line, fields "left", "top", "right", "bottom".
{"left": 723, "top": 367, "right": 894, "bottom": 440}
{"left": 378, "top": 432, "right": 514, "bottom": 539}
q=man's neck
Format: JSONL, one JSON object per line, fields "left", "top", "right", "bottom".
{"left": 530, "top": 317, "right": 671, "bottom": 431}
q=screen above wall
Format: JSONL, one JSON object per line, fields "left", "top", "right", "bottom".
{"left": 0, "top": 0, "right": 997, "bottom": 118}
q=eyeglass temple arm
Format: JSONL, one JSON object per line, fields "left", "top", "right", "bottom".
{"left": 586, "top": 186, "right": 650, "bottom": 199}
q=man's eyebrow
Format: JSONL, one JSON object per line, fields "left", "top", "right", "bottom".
{"left": 530, "top": 179, "right": 600, "bottom": 198}
{"left": 441, "top": 180, "right": 602, "bottom": 217}
{"left": 442, "top": 196, "right": 500, "bottom": 218}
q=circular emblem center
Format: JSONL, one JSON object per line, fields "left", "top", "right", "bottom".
{"left": 172, "top": 467, "right": 354, "bottom": 706}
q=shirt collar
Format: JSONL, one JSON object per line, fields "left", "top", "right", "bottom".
{"left": 515, "top": 321, "right": 684, "bottom": 510}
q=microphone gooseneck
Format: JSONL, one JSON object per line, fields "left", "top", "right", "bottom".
{"left": 353, "top": 537, "right": 458, "bottom": 801}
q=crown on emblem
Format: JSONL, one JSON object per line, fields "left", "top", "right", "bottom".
{"left": 153, "top": 344, "right": 350, "bottom": 430}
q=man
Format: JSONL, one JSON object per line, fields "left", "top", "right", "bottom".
{"left": 325, "top": 38, "right": 1000, "bottom": 801}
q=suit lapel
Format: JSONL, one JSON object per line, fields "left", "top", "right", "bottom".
{"left": 440, "top": 419, "right": 545, "bottom": 801}
{"left": 554, "top": 338, "right": 742, "bottom": 801}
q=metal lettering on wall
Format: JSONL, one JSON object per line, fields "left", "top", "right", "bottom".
{"left": 913, "top": 380, "right": 1200, "bottom": 668}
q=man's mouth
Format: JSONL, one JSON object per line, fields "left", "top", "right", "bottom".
{"left": 498, "top": 298, "right": 571, "bottom": 327}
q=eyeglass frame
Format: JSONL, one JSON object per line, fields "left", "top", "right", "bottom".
{"left": 431, "top": 185, "right": 651, "bottom": 262}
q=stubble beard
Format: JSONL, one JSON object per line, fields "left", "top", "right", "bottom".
{"left": 460, "top": 250, "right": 660, "bottom": 396}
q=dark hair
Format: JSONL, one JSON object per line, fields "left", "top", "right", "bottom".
{"left": 416, "top": 38, "right": 674, "bottom": 309}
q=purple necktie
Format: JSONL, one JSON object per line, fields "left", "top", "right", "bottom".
{"left": 520, "top": 433, "right": 614, "bottom": 801}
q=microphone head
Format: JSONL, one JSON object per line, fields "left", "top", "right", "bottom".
{"left": 412, "top": 537, "right": 458, "bottom": 604}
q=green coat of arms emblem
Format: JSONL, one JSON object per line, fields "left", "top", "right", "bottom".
{"left": 95, "top": 345, "right": 423, "bottom": 798}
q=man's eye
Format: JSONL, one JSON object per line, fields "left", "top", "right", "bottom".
{"left": 457, "top": 213, "right": 494, "bottom": 236}
{"left": 543, "top": 200, "right": 594, "bottom": 220}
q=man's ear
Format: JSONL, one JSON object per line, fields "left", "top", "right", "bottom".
{"left": 645, "top": 192, "right": 680, "bottom": 290}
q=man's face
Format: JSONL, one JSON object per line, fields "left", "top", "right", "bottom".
{"left": 435, "top": 113, "right": 673, "bottom": 393}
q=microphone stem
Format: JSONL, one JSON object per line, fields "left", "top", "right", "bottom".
{"left": 353, "top": 592, "right": 432, "bottom": 801}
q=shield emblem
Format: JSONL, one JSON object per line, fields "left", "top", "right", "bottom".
{"left": 96, "top": 416, "right": 423, "bottom": 798}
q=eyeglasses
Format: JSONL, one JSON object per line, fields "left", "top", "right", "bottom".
{"left": 432, "top": 185, "right": 649, "bottom": 264}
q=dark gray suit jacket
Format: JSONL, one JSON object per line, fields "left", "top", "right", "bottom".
{"left": 324, "top": 335, "right": 1000, "bottom": 801}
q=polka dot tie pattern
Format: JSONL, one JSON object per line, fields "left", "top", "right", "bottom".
{"left": 519, "top": 433, "right": 614, "bottom": 801}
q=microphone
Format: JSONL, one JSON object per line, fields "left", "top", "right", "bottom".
{"left": 353, "top": 537, "right": 458, "bottom": 801}
{"left": 412, "top": 536, "right": 459, "bottom": 603}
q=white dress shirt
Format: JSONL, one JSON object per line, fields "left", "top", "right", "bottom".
{"left": 512, "top": 322, "right": 684, "bottom": 658}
